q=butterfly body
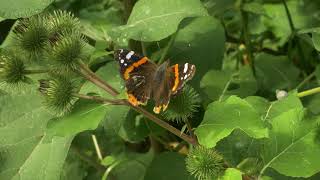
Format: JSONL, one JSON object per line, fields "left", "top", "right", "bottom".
{"left": 115, "top": 49, "right": 195, "bottom": 114}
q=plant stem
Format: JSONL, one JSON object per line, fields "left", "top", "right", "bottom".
{"left": 24, "top": 69, "right": 49, "bottom": 74}
{"left": 158, "top": 32, "right": 177, "bottom": 64}
{"left": 297, "top": 87, "right": 320, "bottom": 98}
{"left": 92, "top": 134, "right": 103, "bottom": 161}
{"left": 281, "top": 0, "right": 295, "bottom": 32}
{"left": 186, "top": 119, "right": 195, "bottom": 139}
{"left": 77, "top": 63, "right": 198, "bottom": 145}
{"left": 141, "top": 41, "right": 147, "bottom": 56}
{"left": 296, "top": 71, "right": 316, "bottom": 90}
{"left": 73, "top": 93, "right": 125, "bottom": 105}
{"left": 78, "top": 61, "right": 119, "bottom": 96}
{"left": 70, "top": 146, "right": 105, "bottom": 172}
{"left": 281, "top": 0, "right": 308, "bottom": 70}
{"left": 130, "top": 103, "right": 198, "bottom": 145}
{"left": 240, "top": 0, "right": 255, "bottom": 75}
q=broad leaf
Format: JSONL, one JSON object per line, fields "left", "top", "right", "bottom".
{"left": 255, "top": 53, "right": 299, "bottom": 92}
{"left": 144, "top": 152, "right": 195, "bottom": 180}
{"left": 221, "top": 168, "right": 242, "bottom": 180}
{"left": 79, "top": 7, "right": 123, "bottom": 42}
{"left": 46, "top": 100, "right": 107, "bottom": 136}
{"left": 195, "top": 96, "right": 268, "bottom": 148}
{"left": 200, "top": 66, "right": 257, "bottom": 102}
{"left": 110, "top": 0, "right": 208, "bottom": 42}
{"left": 0, "top": 0, "right": 53, "bottom": 18}
{"left": 107, "top": 150, "right": 154, "bottom": 180}
{"left": 168, "top": 16, "right": 225, "bottom": 90}
{"left": 0, "top": 88, "right": 72, "bottom": 180}
{"left": 259, "top": 95, "right": 320, "bottom": 177}
{"left": 312, "top": 32, "right": 320, "bottom": 51}
{"left": 200, "top": 70, "right": 232, "bottom": 101}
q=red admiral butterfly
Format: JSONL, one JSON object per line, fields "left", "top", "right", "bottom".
{"left": 115, "top": 49, "right": 195, "bottom": 114}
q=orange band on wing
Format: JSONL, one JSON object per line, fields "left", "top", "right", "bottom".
{"left": 172, "top": 64, "right": 179, "bottom": 92}
{"left": 124, "top": 57, "right": 148, "bottom": 80}
{"left": 127, "top": 93, "right": 139, "bottom": 106}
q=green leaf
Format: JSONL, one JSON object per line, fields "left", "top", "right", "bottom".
{"left": 200, "top": 70, "right": 232, "bottom": 101}
{"left": 0, "top": 17, "right": 4, "bottom": 22}
{"left": 255, "top": 53, "right": 299, "bottom": 92}
{"left": 242, "top": 2, "right": 266, "bottom": 16}
{"left": 260, "top": 108, "right": 320, "bottom": 177}
{"left": 221, "top": 168, "right": 242, "bottom": 180}
{"left": 0, "top": 88, "right": 72, "bottom": 180}
{"left": 228, "top": 66, "right": 257, "bottom": 98}
{"left": 104, "top": 150, "right": 154, "bottom": 180}
{"left": 79, "top": 7, "right": 123, "bottom": 42}
{"left": 80, "top": 61, "right": 124, "bottom": 98}
{"left": 46, "top": 99, "right": 107, "bottom": 136}
{"left": 245, "top": 96, "right": 270, "bottom": 116}
{"left": 118, "top": 111, "right": 150, "bottom": 142}
{"left": 0, "top": 0, "right": 53, "bottom": 18}
{"left": 195, "top": 96, "right": 268, "bottom": 148}
{"left": 144, "top": 152, "right": 195, "bottom": 180}
{"left": 168, "top": 16, "right": 225, "bottom": 90}
{"left": 110, "top": 0, "right": 208, "bottom": 42}
{"left": 200, "top": 66, "right": 257, "bottom": 102}
{"left": 262, "top": 1, "right": 320, "bottom": 46}
{"left": 312, "top": 32, "right": 320, "bottom": 51}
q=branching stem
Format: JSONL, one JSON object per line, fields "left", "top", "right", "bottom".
{"left": 240, "top": 0, "right": 255, "bottom": 75}
{"left": 24, "top": 69, "right": 49, "bottom": 74}
{"left": 77, "top": 62, "right": 198, "bottom": 145}
{"left": 297, "top": 87, "right": 320, "bottom": 98}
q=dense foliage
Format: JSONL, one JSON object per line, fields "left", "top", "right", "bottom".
{"left": 1, "top": 0, "right": 320, "bottom": 179}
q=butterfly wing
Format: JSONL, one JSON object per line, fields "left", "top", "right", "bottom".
{"left": 151, "top": 62, "right": 196, "bottom": 114}
{"left": 114, "top": 49, "right": 157, "bottom": 106}
{"left": 171, "top": 63, "right": 196, "bottom": 95}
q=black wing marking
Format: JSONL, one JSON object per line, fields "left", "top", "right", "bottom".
{"left": 114, "top": 49, "right": 157, "bottom": 106}
{"left": 171, "top": 63, "right": 196, "bottom": 95}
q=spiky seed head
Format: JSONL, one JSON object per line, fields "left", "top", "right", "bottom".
{"left": 39, "top": 75, "right": 78, "bottom": 115}
{"left": 186, "top": 146, "right": 225, "bottom": 180}
{"left": 162, "top": 85, "right": 201, "bottom": 122}
{"left": 48, "top": 32, "right": 87, "bottom": 71}
{"left": 0, "top": 51, "right": 29, "bottom": 84}
{"left": 14, "top": 15, "right": 50, "bottom": 57}
{"left": 48, "top": 10, "right": 80, "bottom": 41}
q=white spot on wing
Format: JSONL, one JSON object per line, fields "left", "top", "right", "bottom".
{"left": 120, "top": 59, "right": 124, "bottom": 64}
{"left": 120, "top": 49, "right": 123, "bottom": 53}
{"left": 183, "top": 63, "right": 188, "bottom": 73}
{"left": 124, "top": 63, "right": 127, "bottom": 66}
{"left": 184, "top": 74, "right": 188, "bottom": 79}
{"left": 126, "top": 51, "right": 134, "bottom": 59}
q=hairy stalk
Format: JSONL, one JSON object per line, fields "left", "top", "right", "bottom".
{"left": 240, "top": 0, "right": 255, "bottom": 75}
{"left": 78, "top": 61, "right": 119, "bottom": 96}
{"left": 158, "top": 32, "right": 177, "bottom": 64}
{"left": 70, "top": 146, "right": 105, "bottom": 172}
{"left": 281, "top": 0, "right": 307, "bottom": 70}
{"left": 24, "top": 69, "right": 49, "bottom": 74}
{"left": 281, "top": 0, "right": 295, "bottom": 32}
{"left": 77, "top": 63, "right": 198, "bottom": 145}
{"left": 297, "top": 87, "right": 320, "bottom": 98}
{"left": 296, "top": 71, "right": 316, "bottom": 90}
{"left": 91, "top": 134, "right": 103, "bottom": 160}
{"left": 141, "top": 41, "right": 147, "bottom": 56}
{"left": 186, "top": 119, "right": 195, "bottom": 139}
{"left": 73, "top": 93, "right": 124, "bottom": 105}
